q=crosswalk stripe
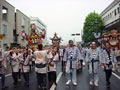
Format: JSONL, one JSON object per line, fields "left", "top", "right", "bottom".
{"left": 50, "top": 72, "right": 63, "bottom": 90}
{"left": 5, "top": 73, "right": 12, "bottom": 77}
{"left": 0, "top": 73, "right": 12, "bottom": 79}
{"left": 112, "top": 72, "right": 120, "bottom": 80}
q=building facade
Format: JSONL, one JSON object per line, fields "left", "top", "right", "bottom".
{"left": 100, "top": 0, "right": 120, "bottom": 31}
{"left": 30, "top": 17, "right": 46, "bottom": 32}
{"left": 14, "top": 10, "right": 30, "bottom": 47}
{"left": 0, "top": 0, "right": 48, "bottom": 49}
{"left": 30, "top": 17, "right": 47, "bottom": 46}
{"left": 0, "top": 0, "right": 15, "bottom": 50}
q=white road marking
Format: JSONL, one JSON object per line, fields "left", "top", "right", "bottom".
{"left": 0, "top": 73, "right": 12, "bottom": 79}
{"left": 112, "top": 72, "right": 120, "bottom": 80}
{"left": 56, "top": 72, "right": 63, "bottom": 83}
{"left": 5, "top": 73, "right": 12, "bottom": 77}
{"left": 50, "top": 83, "right": 56, "bottom": 90}
{"left": 50, "top": 72, "right": 63, "bottom": 90}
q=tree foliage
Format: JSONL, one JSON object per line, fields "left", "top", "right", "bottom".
{"left": 82, "top": 12, "right": 104, "bottom": 44}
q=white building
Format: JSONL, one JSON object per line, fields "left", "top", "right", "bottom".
{"left": 14, "top": 9, "right": 30, "bottom": 47}
{"left": 100, "top": 0, "right": 120, "bottom": 31}
{"left": 30, "top": 17, "right": 46, "bottom": 32}
{"left": 0, "top": 0, "right": 15, "bottom": 49}
{"left": 0, "top": 0, "right": 48, "bottom": 48}
{"left": 30, "top": 17, "right": 48, "bottom": 45}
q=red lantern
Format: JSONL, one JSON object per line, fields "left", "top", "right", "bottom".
{"left": 21, "top": 32, "right": 26, "bottom": 39}
{"left": 42, "top": 29, "right": 46, "bottom": 39}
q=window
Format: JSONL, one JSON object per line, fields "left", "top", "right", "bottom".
{"left": 108, "top": 14, "right": 109, "bottom": 19}
{"left": 117, "top": 7, "right": 120, "bottom": 14}
{"left": 2, "top": 6, "right": 8, "bottom": 21}
{"left": 114, "top": 9, "right": 117, "bottom": 16}
{"left": 103, "top": 18, "right": 104, "bottom": 22}
{"left": 106, "top": 16, "right": 107, "bottom": 21}
{"left": 110, "top": 13, "right": 112, "bottom": 18}
{"left": 2, "top": 24, "right": 7, "bottom": 35}
{"left": 21, "top": 17, "right": 25, "bottom": 27}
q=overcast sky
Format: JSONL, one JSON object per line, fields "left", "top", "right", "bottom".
{"left": 7, "top": 0, "right": 114, "bottom": 45}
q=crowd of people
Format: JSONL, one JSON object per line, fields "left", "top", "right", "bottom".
{"left": 0, "top": 40, "right": 120, "bottom": 90}
{"left": 57, "top": 40, "right": 119, "bottom": 88}
{"left": 0, "top": 44, "right": 59, "bottom": 90}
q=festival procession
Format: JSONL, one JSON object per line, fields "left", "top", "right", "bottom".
{"left": 0, "top": 0, "right": 120, "bottom": 90}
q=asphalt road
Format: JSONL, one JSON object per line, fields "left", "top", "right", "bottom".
{"left": 0, "top": 61, "right": 120, "bottom": 90}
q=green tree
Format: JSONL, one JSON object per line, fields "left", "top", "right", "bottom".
{"left": 82, "top": 12, "right": 104, "bottom": 45}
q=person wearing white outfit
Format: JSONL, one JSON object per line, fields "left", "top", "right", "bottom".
{"left": 0, "top": 46, "right": 9, "bottom": 90}
{"left": 102, "top": 42, "right": 117, "bottom": 88}
{"left": 48, "top": 46, "right": 59, "bottom": 86}
{"left": 9, "top": 50, "right": 20, "bottom": 86}
{"left": 34, "top": 44, "right": 48, "bottom": 89}
{"left": 59, "top": 47, "right": 64, "bottom": 71}
{"left": 86, "top": 42, "right": 101, "bottom": 87}
{"left": 20, "top": 49, "right": 32, "bottom": 87}
{"left": 64, "top": 40, "right": 82, "bottom": 86}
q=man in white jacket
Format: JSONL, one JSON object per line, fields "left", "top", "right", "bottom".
{"left": 86, "top": 42, "right": 101, "bottom": 87}
{"left": 0, "top": 45, "right": 9, "bottom": 90}
{"left": 9, "top": 49, "right": 20, "bottom": 86}
{"left": 48, "top": 46, "right": 59, "bottom": 86}
{"left": 64, "top": 40, "right": 82, "bottom": 86}
{"left": 102, "top": 42, "right": 117, "bottom": 88}
{"left": 34, "top": 44, "right": 48, "bottom": 89}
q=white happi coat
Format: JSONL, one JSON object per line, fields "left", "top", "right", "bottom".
{"left": 102, "top": 49, "right": 117, "bottom": 70}
{"left": 10, "top": 53, "right": 19, "bottom": 72}
{"left": 79, "top": 48, "right": 85, "bottom": 60}
{"left": 34, "top": 50, "right": 48, "bottom": 73}
{"left": 48, "top": 52, "right": 59, "bottom": 72}
{"left": 86, "top": 48, "right": 101, "bottom": 74}
{"left": 4, "top": 51, "right": 10, "bottom": 64}
{"left": 63, "top": 46, "right": 83, "bottom": 69}
{"left": 59, "top": 49, "right": 64, "bottom": 57}
{"left": 22, "top": 55, "right": 32, "bottom": 72}
{"left": 0, "top": 49, "right": 7, "bottom": 74}
{"left": 18, "top": 53, "right": 24, "bottom": 70}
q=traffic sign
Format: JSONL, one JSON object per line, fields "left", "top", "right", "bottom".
{"left": 71, "top": 34, "right": 75, "bottom": 36}
{"left": 76, "top": 33, "right": 80, "bottom": 36}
